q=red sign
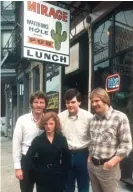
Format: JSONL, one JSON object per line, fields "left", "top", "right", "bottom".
{"left": 105, "top": 74, "right": 120, "bottom": 93}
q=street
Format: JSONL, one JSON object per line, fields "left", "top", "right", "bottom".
{"left": 1, "top": 136, "right": 133, "bottom": 192}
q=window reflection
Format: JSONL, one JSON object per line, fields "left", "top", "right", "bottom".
{"left": 112, "top": 51, "right": 133, "bottom": 127}
{"left": 115, "top": 8, "right": 133, "bottom": 53}
{"left": 93, "top": 18, "right": 113, "bottom": 64}
{"left": 93, "top": 60, "right": 111, "bottom": 88}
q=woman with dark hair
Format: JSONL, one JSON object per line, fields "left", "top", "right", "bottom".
{"left": 26, "top": 111, "right": 71, "bottom": 192}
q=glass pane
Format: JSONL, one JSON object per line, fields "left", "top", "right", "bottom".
{"left": 45, "top": 64, "right": 60, "bottom": 112}
{"left": 1, "top": 31, "right": 12, "bottom": 47}
{"left": 112, "top": 50, "right": 133, "bottom": 133}
{"left": 2, "top": 1, "right": 13, "bottom": 10}
{"left": 93, "top": 18, "right": 113, "bottom": 64}
{"left": 115, "top": 8, "right": 133, "bottom": 53}
{"left": 93, "top": 60, "right": 111, "bottom": 88}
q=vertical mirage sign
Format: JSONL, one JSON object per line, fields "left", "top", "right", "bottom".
{"left": 105, "top": 74, "right": 120, "bottom": 93}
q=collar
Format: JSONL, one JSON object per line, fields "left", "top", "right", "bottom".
{"left": 30, "top": 112, "right": 37, "bottom": 122}
{"left": 67, "top": 108, "right": 81, "bottom": 119}
{"left": 95, "top": 106, "right": 113, "bottom": 120}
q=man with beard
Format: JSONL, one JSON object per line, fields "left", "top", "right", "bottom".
{"left": 88, "top": 88, "right": 132, "bottom": 192}
{"left": 58, "top": 88, "right": 93, "bottom": 192}
{"left": 12, "top": 91, "right": 48, "bottom": 192}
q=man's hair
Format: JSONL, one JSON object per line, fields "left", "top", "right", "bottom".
{"left": 90, "top": 88, "right": 110, "bottom": 106}
{"left": 63, "top": 88, "right": 81, "bottom": 102}
{"left": 39, "top": 111, "right": 61, "bottom": 133}
{"left": 30, "top": 90, "right": 48, "bottom": 108}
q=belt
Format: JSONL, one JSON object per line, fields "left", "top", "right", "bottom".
{"left": 91, "top": 157, "right": 111, "bottom": 166}
{"left": 70, "top": 148, "right": 88, "bottom": 153}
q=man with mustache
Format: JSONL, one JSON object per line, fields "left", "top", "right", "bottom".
{"left": 12, "top": 91, "right": 48, "bottom": 192}
{"left": 58, "top": 88, "right": 93, "bottom": 192}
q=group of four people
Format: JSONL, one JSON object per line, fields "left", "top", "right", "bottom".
{"left": 12, "top": 88, "right": 132, "bottom": 192}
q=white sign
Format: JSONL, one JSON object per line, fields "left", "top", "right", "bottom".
{"left": 65, "top": 43, "right": 79, "bottom": 74}
{"left": 23, "top": 1, "right": 70, "bottom": 65}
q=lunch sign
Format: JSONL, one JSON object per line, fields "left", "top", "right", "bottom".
{"left": 22, "top": 1, "right": 70, "bottom": 65}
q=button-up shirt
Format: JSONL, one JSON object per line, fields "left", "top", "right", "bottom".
{"left": 58, "top": 108, "right": 93, "bottom": 150}
{"left": 12, "top": 112, "right": 43, "bottom": 169}
{"left": 89, "top": 107, "right": 132, "bottom": 159}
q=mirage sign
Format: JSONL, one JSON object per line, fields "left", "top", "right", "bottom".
{"left": 23, "top": 1, "right": 70, "bottom": 65}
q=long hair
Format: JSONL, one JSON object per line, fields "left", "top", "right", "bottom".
{"left": 90, "top": 88, "right": 110, "bottom": 106}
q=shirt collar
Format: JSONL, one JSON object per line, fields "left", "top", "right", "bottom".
{"left": 95, "top": 106, "right": 113, "bottom": 120}
{"left": 30, "top": 112, "right": 37, "bottom": 122}
{"left": 67, "top": 108, "right": 81, "bottom": 119}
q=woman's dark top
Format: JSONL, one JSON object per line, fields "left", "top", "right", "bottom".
{"left": 26, "top": 132, "right": 71, "bottom": 188}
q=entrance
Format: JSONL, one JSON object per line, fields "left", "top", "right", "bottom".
{"left": 61, "top": 31, "right": 89, "bottom": 111}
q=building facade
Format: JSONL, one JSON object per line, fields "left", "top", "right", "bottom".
{"left": 1, "top": 1, "right": 133, "bottom": 184}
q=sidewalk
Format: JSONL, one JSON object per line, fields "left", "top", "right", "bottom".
{"left": 1, "top": 136, "right": 132, "bottom": 192}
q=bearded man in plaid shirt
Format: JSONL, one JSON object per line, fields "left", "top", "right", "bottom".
{"left": 88, "top": 88, "right": 132, "bottom": 192}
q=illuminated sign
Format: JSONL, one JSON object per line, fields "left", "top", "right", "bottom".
{"left": 105, "top": 74, "right": 120, "bottom": 93}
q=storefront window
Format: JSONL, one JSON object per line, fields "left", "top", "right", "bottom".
{"left": 45, "top": 64, "right": 60, "bottom": 112}
{"left": 93, "top": 60, "right": 111, "bottom": 88}
{"left": 93, "top": 18, "right": 113, "bottom": 64}
{"left": 115, "top": 8, "right": 133, "bottom": 53}
{"left": 112, "top": 50, "right": 133, "bottom": 132}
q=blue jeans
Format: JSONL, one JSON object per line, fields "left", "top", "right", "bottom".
{"left": 66, "top": 148, "right": 90, "bottom": 192}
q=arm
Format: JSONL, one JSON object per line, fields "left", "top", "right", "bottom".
{"left": 25, "top": 137, "right": 38, "bottom": 171}
{"left": 87, "top": 118, "right": 93, "bottom": 162}
{"left": 104, "top": 114, "right": 132, "bottom": 170}
{"left": 12, "top": 117, "right": 23, "bottom": 180}
{"left": 61, "top": 137, "right": 71, "bottom": 190}
{"left": 61, "top": 137, "right": 71, "bottom": 170}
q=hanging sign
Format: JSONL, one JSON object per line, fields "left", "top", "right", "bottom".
{"left": 23, "top": 1, "right": 70, "bottom": 65}
{"left": 105, "top": 74, "right": 120, "bottom": 93}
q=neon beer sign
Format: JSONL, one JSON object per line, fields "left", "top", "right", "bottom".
{"left": 105, "top": 74, "right": 120, "bottom": 93}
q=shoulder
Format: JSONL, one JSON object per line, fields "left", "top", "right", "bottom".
{"left": 56, "top": 133, "right": 67, "bottom": 142}
{"left": 58, "top": 110, "right": 68, "bottom": 117}
{"left": 58, "top": 110, "right": 68, "bottom": 122}
{"left": 79, "top": 108, "right": 93, "bottom": 120}
{"left": 112, "top": 109, "right": 129, "bottom": 122}
{"left": 31, "top": 133, "right": 44, "bottom": 145}
{"left": 17, "top": 113, "right": 31, "bottom": 122}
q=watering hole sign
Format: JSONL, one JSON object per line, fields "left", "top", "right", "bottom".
{"left": 22, "top": 1, "right": 70, "bottom": 65}
{"left": 105, "top": 74, "right": 120, "bottom": 93}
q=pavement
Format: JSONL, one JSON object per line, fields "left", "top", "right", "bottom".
{"left": 1, "top": 136, "right": 133, "bottom": 192}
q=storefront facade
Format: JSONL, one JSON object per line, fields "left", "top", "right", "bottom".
{"left": 92, "top": 3, "right": 133, "bottom": 184}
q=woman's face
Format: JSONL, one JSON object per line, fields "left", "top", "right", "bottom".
{"left": 44, "top": 118, "right": 56, "bottom": 134}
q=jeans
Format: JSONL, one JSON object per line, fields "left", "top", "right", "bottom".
{"left": 66, "top": 148, "right": 90, "bottom": 192}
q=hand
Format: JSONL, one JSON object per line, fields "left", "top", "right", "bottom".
{"left": 15, "top": 169, "right": 23, "bottom": 180}
{"left": 88, "top": 156, "right": 92, "bottom": 163}
{"left": 103, "top": 161, "right": 113, "bottom": 171}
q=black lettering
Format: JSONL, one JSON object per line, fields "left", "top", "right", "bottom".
{"left": 44, "top": 53, "right": 51, "bottom": 60}
{"left": 52, "top": 55, "right": 58, "bottom": 61}
{"left": 35, "top": 51, "right": 42, "bottom": 58}
{"left": 27, "top": 50, "right": 33, "bottom": 56}
{"left": 34, "top": 28, "right": 40, "bottom": 33}
{"left": 29, "top": 27, "right": 34, "bottom": 32}
{"left": 36, "top": 22, "right": 41, "bottom": 27}
{"left": 60, "top": 56, "right": 66, "bottom": 63}
{"left": 27, "top": 20, "right": 35, "bottom": 25}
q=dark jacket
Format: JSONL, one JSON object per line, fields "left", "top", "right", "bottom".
{"left": 26, "top": 132, "right": 71, "bottom": 188}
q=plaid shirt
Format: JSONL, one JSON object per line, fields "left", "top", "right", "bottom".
{"left": 89, "top": 107, "right": 132, "bottom": 159}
